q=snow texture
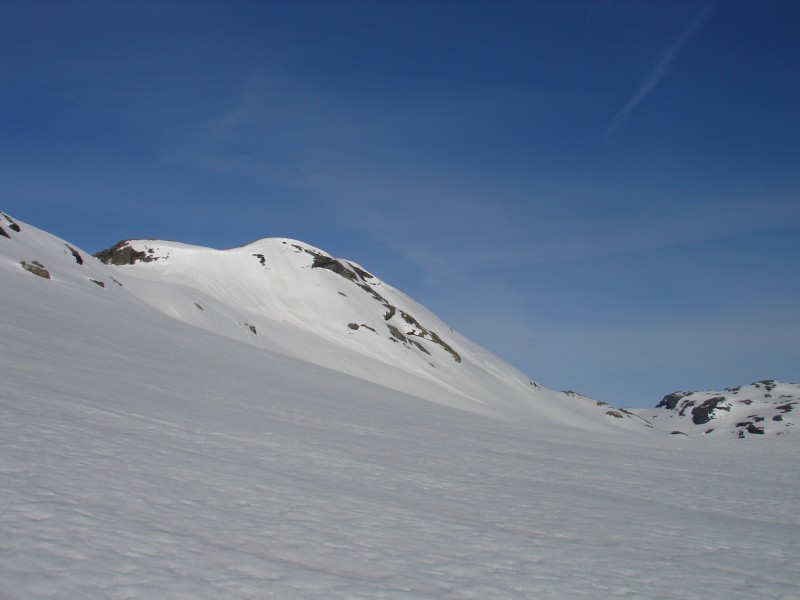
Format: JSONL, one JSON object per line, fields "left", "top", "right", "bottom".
{"left": 1, "top": 212, "right": 798, "bottom": 599}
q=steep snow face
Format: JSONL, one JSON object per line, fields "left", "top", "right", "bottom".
{"left": 634, "top": 380, "right": 799, "bottom": 438}
{"left": 92, "top": 236, "right": 647, "bottom": 431}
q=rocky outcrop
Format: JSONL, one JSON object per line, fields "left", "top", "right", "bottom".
{"left": 0, "top": 211, "right": 21, "bottom": 233}
{"left": 66, "top": 244, "right": 84, "bottom": 265}
{"left": 639, "top": 380, "right": 799, "bottom": 438}
{"left": 94, "top": 241, "right": 157, "bottom": 265}
{"left": 690, "top": 396, "right": 729, "bottom": 425}
{"left": 656, "top": 391, "right": 692, "bottom": 410}
{"left": 21, "top": 260, "right": 51, "bottom": 279}
{"left": 295, "top": 243, "right": 461, "bottom": 363}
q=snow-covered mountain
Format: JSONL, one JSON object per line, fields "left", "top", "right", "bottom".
{"left": 634, "top": 380, "right": 799, "bottom": 438}
{"left": 34, "top": 223, "right": 644, "bottom": 431}
{"left": 2, "top": 210, "right": 798, "bottom": 599}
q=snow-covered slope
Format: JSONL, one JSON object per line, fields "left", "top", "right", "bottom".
{"left": 2, "top": 210, "right": 799, "bottom": 599}
{"left": 634, "top": 380, "right": 799, "bottom": 438}
{"left": 88, "top": 234, "right": 646, "bottom": 431}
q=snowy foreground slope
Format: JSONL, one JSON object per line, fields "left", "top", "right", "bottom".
{"left": 2, "top": 211, "right": 799, "bottom": 599}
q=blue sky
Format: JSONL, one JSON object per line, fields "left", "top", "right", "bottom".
{"left": 2, "top": 0, "right": 798, "bottom": 407}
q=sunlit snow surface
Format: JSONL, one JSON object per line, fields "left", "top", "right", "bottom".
{"left": 1, "top": 214, "right": 798, "bottom": 598}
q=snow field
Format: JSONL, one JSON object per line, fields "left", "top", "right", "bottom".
{"left": 1, "top": 213, "right": 798, "bottom": 598}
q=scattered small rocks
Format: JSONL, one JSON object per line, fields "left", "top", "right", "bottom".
{"left": 252, "top": 253, "right": 266, "bottom": 267}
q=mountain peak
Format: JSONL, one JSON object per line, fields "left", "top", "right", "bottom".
{"left": 0, "top": 211, "right": 648, "bottom": 432}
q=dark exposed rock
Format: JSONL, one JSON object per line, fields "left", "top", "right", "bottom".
{"left": 399, "top": 310, "right": 461, "bottom": 363}
{"left": 773, "top": 415, "right": 783, "bottom": 421}
{"left": 247, "top": 324, "right": 257, "bottom": 335}
{"left": 20, "top": 261, "right": 50, "bottom": 279}
{"left": 350, "top": 264, "right": 374, "bottom": 280}
{"left": 670, "top": 431, "right": 688, "bottom": 436}
{"left": 746, "top": 423, "right": 764, "bottom": 435}
{"left": 195, "top": 303, "right": 204, "bottom": 311}
{"left": 678, "top": 400, "right": 695, "bottom": 416}
{"left": 775, "top": 402, "right": 796, "bottom": 414}
{"left": 606, "top": 410, "right": 623, "bottom": 419}
{"left": 299, "top": 244, "right": 461, "bottom": 362}
{"left": 1, "top": 212, "right": 21, "bottom": 232}
{"left": 304, "top": 247, "right": 387, "bottom": 301}
{"left": 383, "top": 304, "right": 396, "bottom": 320}
{"left": 690, "top": 396, "right": 729, "bottom": 425}
{"left": 94, "top": 241, "right": 155, "bottom": 265}
{"left": 387, "top": 324, "right": 408, "bottom": 343}
{"left": 657, "top": 391, "right": 692, "bottom": 410}
{"left": 755, "top": 380, "right": 776, "bottom": 392}
{"left": 252, "top": 253, "right": 266, "bottom": 267}
{"left": 428, "top": 330, "right": 461, "bottom": 363}
{"left": 66, "top": 244, "right": 84, "bottom": 265}
{"left": 0, "top": 225, "right": 8, "bottom": 238}
{"left": 89, "top": 279, "right": 105, "bottom": 287}
{"left": 357, "top": 282, "right": 386, "bottom": 302}
{"left": 347, "top": 323, "right": 359, "bottom": 330}
{"left": 311, "top": 254, "right": 357, "bottom": 282}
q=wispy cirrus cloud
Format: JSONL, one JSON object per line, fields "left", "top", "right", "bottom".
{"left": 607, "top": 2, "right": 717, "bottom": 134}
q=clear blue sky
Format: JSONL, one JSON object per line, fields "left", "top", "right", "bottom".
{"left": 2, "top": 1, "right": 798, "bottom": 407}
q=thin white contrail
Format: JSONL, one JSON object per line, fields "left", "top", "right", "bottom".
{"left": 607, "top": 2, "right": 717, "bottom": 134}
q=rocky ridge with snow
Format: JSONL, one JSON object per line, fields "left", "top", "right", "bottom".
{"left": 634, "top": 380, "right": 799, "bottom": 438}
